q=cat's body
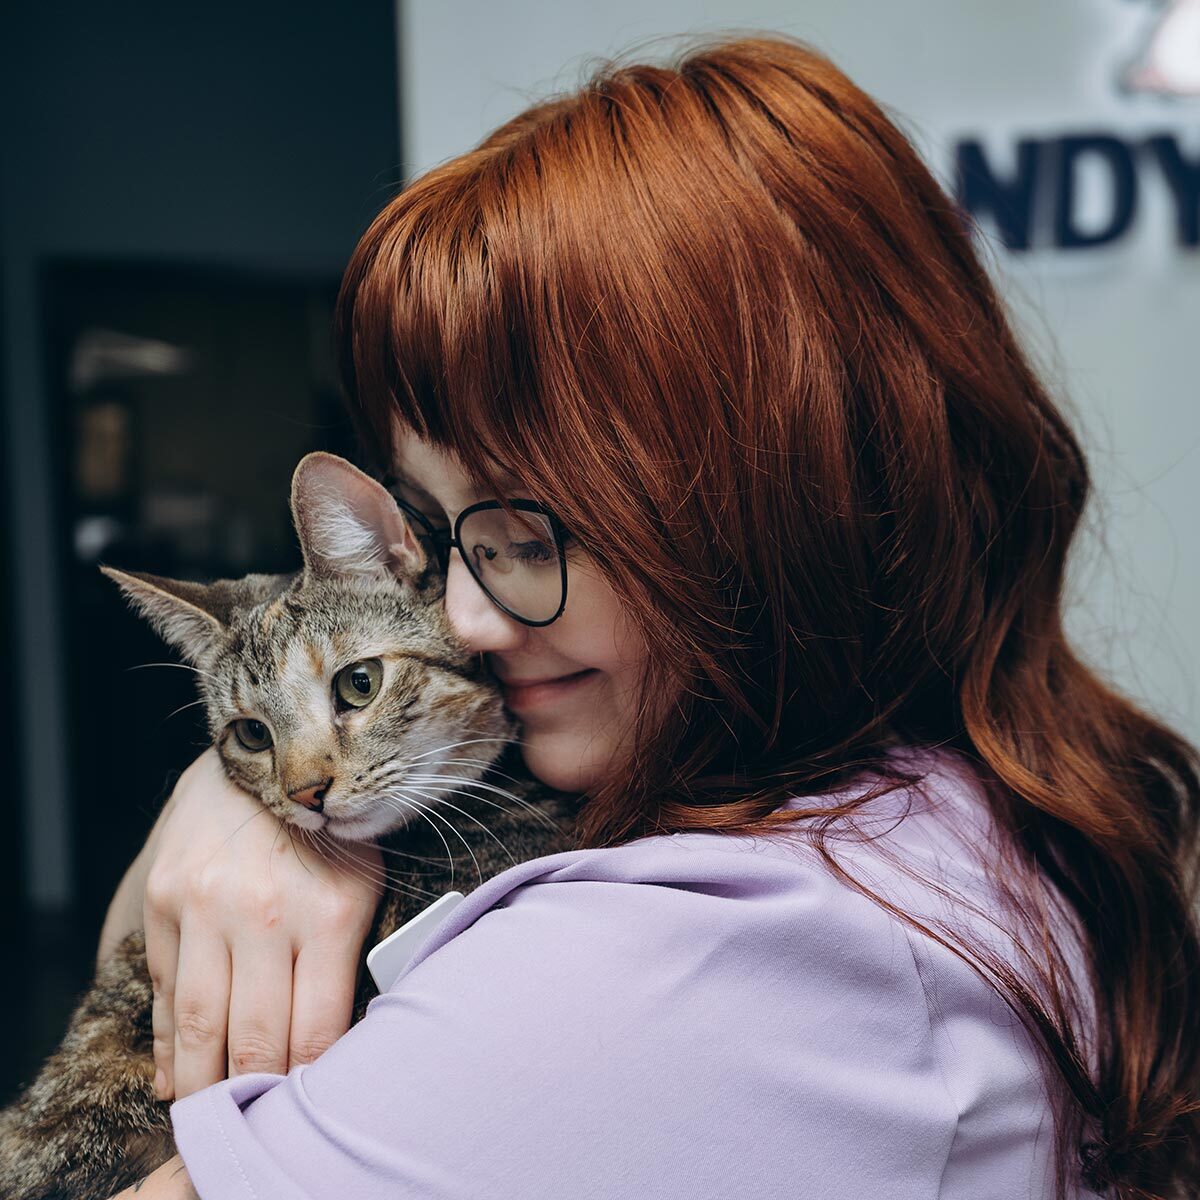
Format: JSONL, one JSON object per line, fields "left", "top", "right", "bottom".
{"left": 0, "top": 454, "right": 578, "bottom": 1198}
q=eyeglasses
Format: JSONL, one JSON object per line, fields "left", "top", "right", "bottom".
{"left": 385, "top": 487, "right": 569, "bottom": 627}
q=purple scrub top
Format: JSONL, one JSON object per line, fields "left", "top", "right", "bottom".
{"left": 171, "top": 744, "right": 1102, "bottom": 1198}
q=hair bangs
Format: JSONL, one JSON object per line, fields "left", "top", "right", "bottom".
{"left": 335, "top": 137, "right": 585, "bottom": 499}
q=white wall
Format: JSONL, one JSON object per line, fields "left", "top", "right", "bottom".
{"left": 398, "top": 0, "right": 1200, "bottom": 747}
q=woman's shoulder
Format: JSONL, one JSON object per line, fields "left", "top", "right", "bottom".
{"left": 400, "top": 742, "right": 1030, "bottom": 980}
{"left": 356, "top": 763, "right": 962, "bottom": 1198}
{"left": 388, "top": 745, "right": 1063, "bottom": 1116}
{"left": 381, "top": 744, "right": 1091, "bottom": 1198}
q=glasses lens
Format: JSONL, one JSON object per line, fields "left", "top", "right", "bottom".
{"left": 458, "top": 504, "right": 564, "bottom": 623}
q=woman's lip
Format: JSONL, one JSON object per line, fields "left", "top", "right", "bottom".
{"left": 500, "top": 668, "right": 598, "bottom": 711}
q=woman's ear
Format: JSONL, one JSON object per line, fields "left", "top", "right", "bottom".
{"left": 99, "top": 567, "right": 228, "bottom": 664}
{"left": 290, "top": 451, "right": 427, "bottom": 583}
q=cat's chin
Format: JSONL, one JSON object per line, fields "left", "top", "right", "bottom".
{"left": 321, "top": 811, "right": 413, "bottom": 843}
{"left": 280, "top": 808, "right": 331, "bottom": 834}
{"left": 276, "top": 806, "right": 413, "bottom": 843}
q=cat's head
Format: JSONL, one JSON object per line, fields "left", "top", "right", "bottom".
{"left": 102, "top": 452, "right": 515, "bottom": 841}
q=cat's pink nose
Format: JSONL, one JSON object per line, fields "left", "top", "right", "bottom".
{"left": 289, "top": 778, "right": 333, "bottom": 812}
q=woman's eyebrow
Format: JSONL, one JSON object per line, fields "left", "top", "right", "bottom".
{"left": 389, "top": 469, "right": 434, "bottom": 498}
{"left": 390, "top": 468, "right": 526, "bottom": 499}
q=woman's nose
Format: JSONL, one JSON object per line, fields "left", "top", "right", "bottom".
{"left": 443, "top": 555, "right": 526, "bottom": 652}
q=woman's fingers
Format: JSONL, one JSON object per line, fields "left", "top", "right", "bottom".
{"left": 144, "top": 872, "right": 182, "bottom": 1100}
{"left": 171, "top": 915, "right": 232, "bottom": 1100}
{"left": 131, "top": 748, "right": 387, "bottom": 1101}
{"left": 288, "top": 937, "right": 360, "bottom": 1068}
{"left": 226, "top": 935, "right": 294, "bottom": 1078}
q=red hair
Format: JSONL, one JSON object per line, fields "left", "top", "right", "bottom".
{"left": 335, "top": 33, "right": 1200, "bottom": 1199}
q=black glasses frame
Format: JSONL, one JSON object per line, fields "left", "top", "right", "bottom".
{"left": 387, "top": 489, "right": 569, "bottom": 627}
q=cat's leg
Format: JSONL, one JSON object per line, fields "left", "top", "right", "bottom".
{"left": 0, "top": 931, "right": 176, "bottom": 1200}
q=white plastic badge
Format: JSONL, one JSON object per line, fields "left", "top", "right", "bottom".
{"left": 366, "top": 890, "right": 467, "bottom": 993}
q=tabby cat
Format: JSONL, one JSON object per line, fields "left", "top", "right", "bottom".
{"left": 0, "top": 452, "right": 578, "bottom": 1199}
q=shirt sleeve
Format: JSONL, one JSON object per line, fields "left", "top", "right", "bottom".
{"left": 170, "top": 849, "right": 960, "bottom": 1199}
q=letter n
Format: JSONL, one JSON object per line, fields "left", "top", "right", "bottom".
{"left": 954, "top": 138, "right": 1041, "bottom": 252}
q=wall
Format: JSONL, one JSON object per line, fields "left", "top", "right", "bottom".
{"left": 1, "top": 2, "right": 401, "bottom": 906}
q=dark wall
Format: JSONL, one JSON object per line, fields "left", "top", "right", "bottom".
{"left": 1, "top": 3, "right": 400, "bottom": 271}
{"left": 0, "top": 1, "right": 401, "bottom": 1103}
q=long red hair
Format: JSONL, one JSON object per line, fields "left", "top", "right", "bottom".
{"left": 334, "top": 33, "right": 1200, "bottom": 1199}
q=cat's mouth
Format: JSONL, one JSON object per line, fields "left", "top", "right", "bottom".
{"left": 286, "top": 805, "right": 411, "bottom": 844}
{"left": 279, "top": 768, "right": 484, "bottom": 843}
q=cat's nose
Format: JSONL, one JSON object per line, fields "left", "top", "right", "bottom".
{"left": 289, "top": 777, "right": 333, "bottom": 812}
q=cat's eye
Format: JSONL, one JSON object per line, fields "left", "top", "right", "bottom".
{"left": 334, "top": 659, "right": 383, "bottom": 710}
{"left": 233, "top": 718, "right": 273, "bottom": 752}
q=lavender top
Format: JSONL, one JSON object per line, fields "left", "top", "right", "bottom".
{"left": 171, "top": 746, "right": 1100, "bottom": 1198}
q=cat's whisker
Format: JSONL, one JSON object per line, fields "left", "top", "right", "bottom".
{"left": 403, "top": 772, "right": 524, "bottom": 805}
{"left": 299, "top": 827, "right": 442, "bottom": 902}
{"left": 403, "top": 773, "right": 562, "bottom": 831}
{"left": 401, "top": 787, "right": 521, "bottom": 849}
{"left": 403, "top": 768, "right": 520, "bottom": 796}
{"left": 430, "top": 757, "right": 530, "bottom": 785}
{"left": 406, "top": 735, "right": 510, "bottom": 764}
{"left": 394, "top": 787, "right": 515, "bottom": 874}
{"left": 376, "top": 794, "right": 463, "bottom": 888}
{"left": 378, "top": 791, "right": 486, "bottom": 885}
{"left": 408, "top": 758, "right": 530, "bottom": 796}
{"left": 127, "top": 660, "right": 218, "bottom": 682}
{"left": 405, "top": 772, "right": 537, "bottom": 820}
{"left": 326, "top": 848, "right": 441, "bottom": 902}
{"left": 159, "top": 698, "right": 208, "bottom": 725}
{"left": 286, "top": 825, "right": 325, "bottom": 890}
{"left": 211, "top": 804, "right": 274, "bottom": 857}
{"left": 298, "top": 828, "right": 392, "bottom": 891}
{"left": 363, "top": 840, "right": 458, "bottom": 868}
{"left": 268, "top": 816, "right": 290, "bottom": 868}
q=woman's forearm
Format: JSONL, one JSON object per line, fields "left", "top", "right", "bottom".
{"left": 96, "top": 789, "right": 177, "bottom": 966}
{"left": 96, "top": 847, "right": 150, "bottom": 965}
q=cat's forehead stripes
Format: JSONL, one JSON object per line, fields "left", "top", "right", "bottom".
{"left": 258, "top": 595, "right": 288, "bottom": 635}
{"left": 305, "top": 642, "right": 323, "bottom": 677}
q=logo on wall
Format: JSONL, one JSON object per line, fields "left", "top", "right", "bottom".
{"left": 953, "top": 1, "right": 1199, "bottom": 252}
{"left": 1121, "top": 0, "right": 1200, "bottom": 97}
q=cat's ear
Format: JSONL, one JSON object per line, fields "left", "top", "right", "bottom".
{"left": 290, "top": 451, "right": 426, "bottom": 582}
{"left": 99, "top": 567, "right": 227, "bottom": 663}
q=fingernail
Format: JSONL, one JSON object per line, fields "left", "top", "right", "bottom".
{"left": 154, "top": 1069, "right": 167, "bottom": 1099}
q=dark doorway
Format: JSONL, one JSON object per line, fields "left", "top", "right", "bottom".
{"left": 45, "top": 259, "right": 358, "bottom": 930}
{"left": 0, "top": 260, "right": 359, "bottom": 1104}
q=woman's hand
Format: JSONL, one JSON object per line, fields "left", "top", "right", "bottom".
{"left": 138, "top": 748, "right": 383, "bottom": 1100}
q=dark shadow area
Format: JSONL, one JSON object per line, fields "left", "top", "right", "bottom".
{"left": 48, "top": 260, "right": 356, "bottom": 948}
{"left": 0, "top": 2, "right": 401, "bottom": 1104}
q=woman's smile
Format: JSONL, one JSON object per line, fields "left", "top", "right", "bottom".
{"left": 496, "top": 667, "right": 600, "bottom": 712}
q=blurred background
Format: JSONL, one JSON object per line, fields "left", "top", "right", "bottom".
{"left": 1, "top": 1, "right": 1196, "bottom": 1102}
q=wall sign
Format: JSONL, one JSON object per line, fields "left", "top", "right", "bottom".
{"left": 954, "top": 0, "right": 1200, "bottom": 251}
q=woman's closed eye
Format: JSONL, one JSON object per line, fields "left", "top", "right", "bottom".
{"left": 510, "top": 533, "right": 574, "bottom": 562}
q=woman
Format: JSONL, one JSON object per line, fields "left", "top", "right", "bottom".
{"left": 105, "top": 32, "right": 1199, "bottom": 1199}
